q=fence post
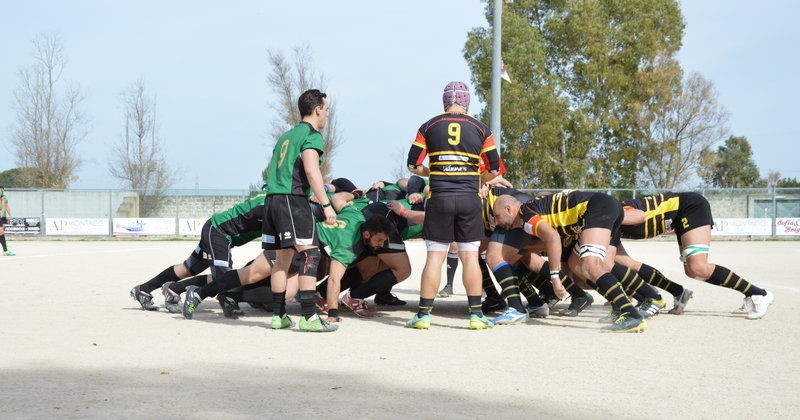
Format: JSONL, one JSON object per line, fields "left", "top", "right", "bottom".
{"left": 771, "top": 186, "right": 777, "bottom": 238}
{"left": 108, "top": 189, "right": 113, "bottom": 237}
{"left": 40, "top": 189, "right": 46, "bottom": 235}
{"left": 175, "top": 192, "right": 181, "bottom": 238}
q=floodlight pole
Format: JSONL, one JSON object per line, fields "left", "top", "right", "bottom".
{"left": 490, "top": 0, "right": 503, "bottom": 153}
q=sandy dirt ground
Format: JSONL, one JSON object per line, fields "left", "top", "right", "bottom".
{"left": 1, "top": 239, "right": 798, "bottom": 419}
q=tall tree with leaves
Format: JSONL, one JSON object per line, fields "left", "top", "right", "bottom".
{"left": 9, "top": 33, "right": 87, "bottom": 188}
{"left": 701, "top": 135, "right": 761, "bottom": 188}
{"left": 265, "top": 45, "right": 342, "bottom": 181}
{"left": 464, "top": 0, "right": 684, "bottom": 188}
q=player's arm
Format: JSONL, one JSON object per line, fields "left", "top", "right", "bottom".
{"left": 302, "top": 149, "right": 336, "bottom": 225}
{"left": 622, "top": 206, "right": 645, "bottom": 225}
{"left": 387, "top": 201, "right": 425, "bottom": 225}
{"left": 407, "top": 131, "right": 429, "bottom": 176}
{"left": 524, "top": 216, "right": 568, "bottom": 299}
{"left": 325, "top": 258, "right": 347, "bottom": 323}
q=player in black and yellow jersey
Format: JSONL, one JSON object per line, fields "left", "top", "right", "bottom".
{"left": 493, "top": 190, "right": 648, "bottom": 332}
{"left": 482, "top": 187, "right": 594, "bottom": 322}
{"left": 621, "top": 192, "right": 774, "bottom": 319}
{"left": 405, "top": 81, "right": 502, "bottom": 330}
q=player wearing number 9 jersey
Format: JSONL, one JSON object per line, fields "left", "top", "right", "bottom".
{"left": 405, "top": 81, "right": 502, "bottom": 330}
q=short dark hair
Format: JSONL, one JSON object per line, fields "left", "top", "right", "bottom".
{"left": 361, "top": 214, "right": 393, "bottom": 235}
{"left": 298, "top": 89, "right": 327, "bottom": 117}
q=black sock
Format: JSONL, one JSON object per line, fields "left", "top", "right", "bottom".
{"left": 170, "top": 275, "right": 208, "bottom": 295}
{"left": 272, "top": 291, "right": 287, "bottom": 316}
{"left": 139, "top": 266, "right": 181, "bottom": 294}
{"left": 516, "top": 265, "right": 538, "bottom": 302}
{"left": 0, "top": 234, "right": 7, "bottom": 252}
{"left": 198, "top": 270, "right": 242, "bottom": 300}
{"left": 468, "top": 295, "right": 484, "bottom": 317}
{"left": 446, "top": 253, "right": 459, "bottom": 287}
{"left": 299, "top": 290, "right": 316, "bottom": 319}
{"left": 417, "top": 297, "right": 434, "bottom": 317}
{"left": 638, "top": 264, "right": 684, "bottom": 297}
{"left": 595, "top": 273, "right": 640, "bottom": 318}
{"left": 706, "top": 265, "right": 766, "bottom": 297}
{"left": 351, "top": 270, "right": 397, "bottom": 299}
{"left": 611, "top": 263, "right": 661, "bottom": 300}
{"left": 237, "top": 278, "right": 272, "bottom": 303}
{"left": 561, "top": 274, "right": 587, "bottom": 299}
{"left": 480, "top": 258, "right": 502, "bottom": 300}
{"left": 492, "top": 262, "right": 525, "bottom": 313}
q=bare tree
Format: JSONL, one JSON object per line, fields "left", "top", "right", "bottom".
{"left": 391, "top": 145, "right": 410, "bottom": 182}
{"left": 109, "top": 79, "right": 175, "bottom": 215}
{"left": 266, "top": 45, "right": 342, "bottom": 179}
{"left": 637, "top": 70, "right": 730, "bottom": 189}
{"left": 9, "top": 33, "right": 87, "bottom": 188}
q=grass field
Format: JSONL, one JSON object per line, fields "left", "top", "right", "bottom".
{"left": 1, "top": 239, "right": 798, "bottom": 419}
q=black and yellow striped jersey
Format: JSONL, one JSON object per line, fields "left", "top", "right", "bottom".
{"left": 407, "top": 112, "right": 501, "bottom": 197}
{"left": 620, "top": 193, "right": 681, "bottom": 239}
{"left": 520, "top": 190, "right": 598, "bottom": 240}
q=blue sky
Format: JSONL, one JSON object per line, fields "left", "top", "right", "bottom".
{"left": 1, "top": 0, "right": 797, "bottom": 190}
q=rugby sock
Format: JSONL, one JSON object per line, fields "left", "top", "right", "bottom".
{"left": 706, "top": 265, "right": 766, "bottom": 297}
{"left": 595, "top": 273, "right": 641, "bottom": 318}
{"left": 446, "top": 252, "right": 459, "bottom": 287}
{"left": 198, "top": 270, "right": 242, "bottom": 300}
{"left": 468, "top": 295, "right": 484, "bottom": 317}
{"left": 417, "top": 297, "right": 434, "bottom": 317}
{"left": 480, "top": 258, "right": 502, "bottom": 300}
{"left": 227, "top": 278, "right": 271, "bottom": 302}
{"left": 140, "top": 266, "right": 181, "bottom": 294}
{"left": 516, "top": 265, "right": 538, "bottom": 302}
{"left": 0, "top": 234, "right": 7, "bottom": 251}
{"left": 612, "top": 263, "right": 662, "bottom": 300}
{"left": 299, "top": 290, "right": 316, "bottom": 319}
{"left": 272, "top": 291, "right": 287, "bottom": 316}
{"left": 351, "top": 270, "right": 397, "bottom": 299}
{"left": 492, "top": 262, "right": 525, "bottom": 313}
{"left": 169, "top": 275, "right": 208, "bottom": 295}
{"left": 638, "top": 264, "right": 684, "bottom": 297}
{"left": 561, "top": 274, "right": 587, "bottom": 299}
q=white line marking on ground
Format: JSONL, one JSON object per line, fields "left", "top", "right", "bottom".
{"left": 0, "top": 245, "right": 185, "bottom": 260}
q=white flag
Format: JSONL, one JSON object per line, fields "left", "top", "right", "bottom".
{"left": 500, "top": 58, "right": 512, "bottom": 83}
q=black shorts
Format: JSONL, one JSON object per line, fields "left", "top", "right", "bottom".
{"left": 0, "top": 217, "right": 6, "bottom": 226}
{"left": 583, "top": 194, "right": 624, "bottom": 236}
{"left": 674, "top": 192, "right": 714, "bottom": 238}
{"left": 490, "top": 227, "right": 536, "bottom": 254}
{"left": 423, "top": 194, "right": 483, "bottom": 243}
{"left": 262, "top": 194, "right": 319, "bottom": 250}
{"left": 183, "top": 220, "right": 232, "bottom": 279}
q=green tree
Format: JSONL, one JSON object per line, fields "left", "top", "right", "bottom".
{"left": 464, "top": 0, "right": 684, "bottom": 188}
{"left": 0, "top": 168, "right": 26, "bottom": 187}
{"left": 701, "top": 135, "right": 761, "bottom": 188}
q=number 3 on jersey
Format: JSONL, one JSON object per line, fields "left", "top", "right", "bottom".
{"left": 277, "top": 140, "right": 290, "bottom": 167}
{"left": 447, "top": 122, "right": 461, "bottom": 145}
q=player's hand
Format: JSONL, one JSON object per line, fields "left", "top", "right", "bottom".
{"left": 407, "top": 193, "right": 423, "bottom": 204}
{"left": 387, "top": 201, "right": 404, "bottom": 215}
{"left": 372, "top": 181, "right": 385, "bottom": 189}
{"left": 479, "top": 184, "right": 490, "bottom": 198}
{"left": 323, "top": 206, "right": 337, "bottom": 226}
{"left": 309, "top": 194, "right": 321, "bottom": 204}
{"left": 486, "top": 175, "right": 512, "bottom": 188}
{"left": 552, "top": 278, "right": 568, "bottom": 300}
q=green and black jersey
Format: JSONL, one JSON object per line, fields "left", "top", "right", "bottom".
{"left": 365, "top": 183, "right": 405, "bottom": 202}
{"left": 265, "top": 122, "right": 324, "bottom": 196}
{"left": 209, "top": 193, "right": 266, "bottom": 246}
{"left": 317, "top": 206, "right": 366, "bottom": 266}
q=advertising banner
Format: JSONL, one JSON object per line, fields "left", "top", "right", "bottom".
{"left": 712, "top": 218, "right": 771, "bottom": 236}
{"left": 113, "top": 218, "right": 176, "bottom": 235}
{"left": 179, "top": 218, "right": 206, "bottom": 236}
{"left": 48, "top": 218, "right": 109, "bottom": 235}
{"left": 776, "top": 218, "right": 800, "bottom": 236}
{"left": 3, "top": 217, "right": 41, "bottom": 234}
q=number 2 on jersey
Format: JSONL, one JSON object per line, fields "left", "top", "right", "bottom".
{"left": 277, "top": 140, "right": 290, "bottom": 167}
{"left": 447, "top": 122, "right": 461, "bottom": 145}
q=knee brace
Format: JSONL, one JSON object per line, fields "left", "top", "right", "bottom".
{"left": 295, "top": 248, "right": 321, "bottom": 278}
{"left": 575, "top": 243, "right": 607, "bottom": 260}
{"left": 680, "top": 244, "right": 709, "bottom": 263}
